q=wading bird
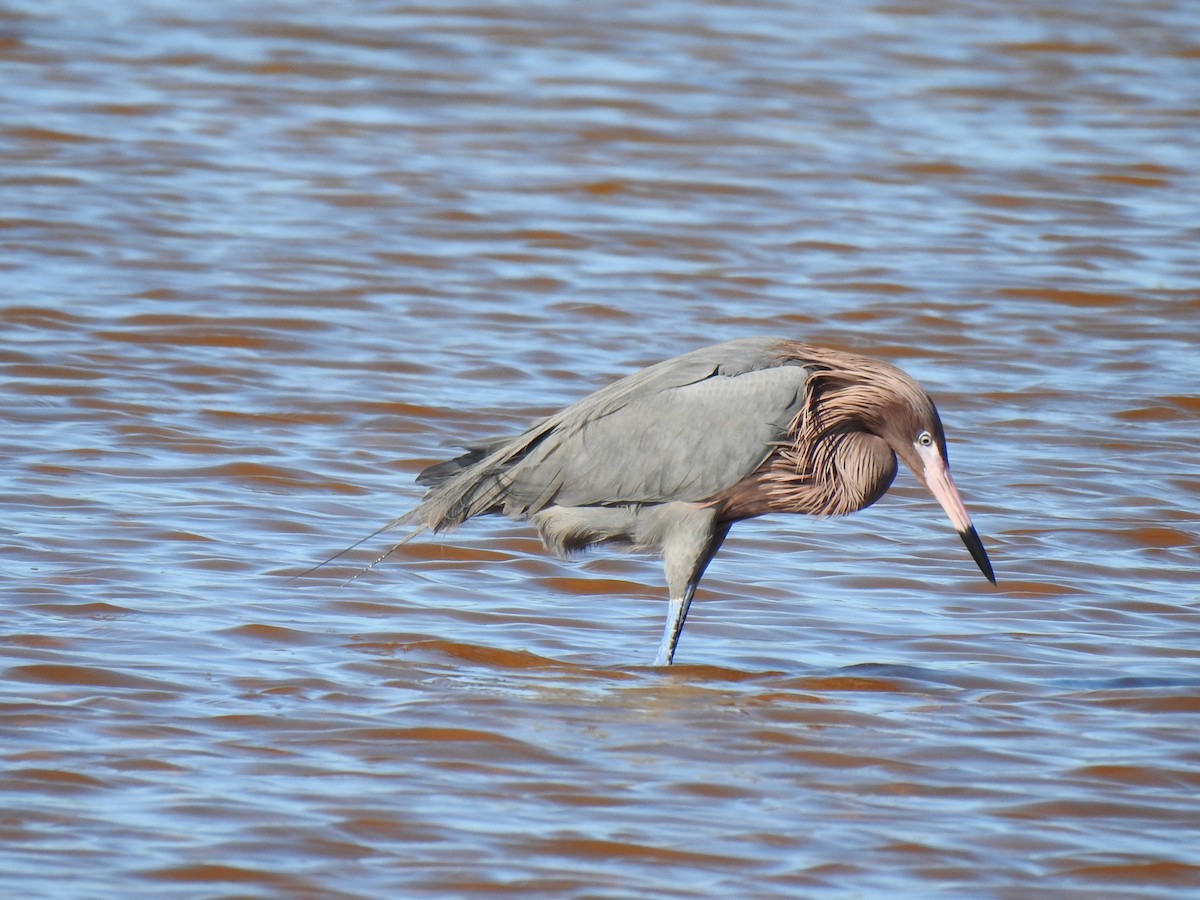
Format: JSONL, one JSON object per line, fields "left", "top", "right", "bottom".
{"left": 367, "top": 338, "right": 995, "bottom": 665}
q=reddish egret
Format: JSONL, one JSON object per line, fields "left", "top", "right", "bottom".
{"left": 371, "top": 338, "right": 995, "bottom": 665}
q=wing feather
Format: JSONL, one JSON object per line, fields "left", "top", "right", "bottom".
{"left": 413, "top": 338, "right": 810, "bottom": 530}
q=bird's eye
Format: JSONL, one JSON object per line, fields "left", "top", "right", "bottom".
{"left": 917, "top": 431, "right": 934, "bottom": 447}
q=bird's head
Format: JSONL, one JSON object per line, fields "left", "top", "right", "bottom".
{"left": 873, "top": 390, "right": 995, "bottom": 585}
{"left": 799, "top": 348, "right": 996, "bottom": 585}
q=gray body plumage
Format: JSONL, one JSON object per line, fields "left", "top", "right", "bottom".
{"left": 400, "top": 337, "right": 994, "bottom": 665}
{"left": 413, "top": 338, "right": 808, "bottom": 522}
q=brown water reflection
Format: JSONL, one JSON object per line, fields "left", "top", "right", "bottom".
{"left": 3, "top": 0, "right": 1200, "bottom": 897}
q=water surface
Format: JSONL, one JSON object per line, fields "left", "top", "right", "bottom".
{"left": 2, "top": 1, "right": 1199, "bottom": 897}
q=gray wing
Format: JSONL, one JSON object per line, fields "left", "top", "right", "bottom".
{"left": 412, "top": 338, "right": 811, "bottom": 530}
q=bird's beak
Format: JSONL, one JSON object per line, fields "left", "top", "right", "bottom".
{"left": 914, "top": 442, "right": 996, "bottom": 584}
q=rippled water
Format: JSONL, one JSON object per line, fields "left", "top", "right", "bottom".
{"left": 3, "top": 1, "right": 1199, "bottom": 897}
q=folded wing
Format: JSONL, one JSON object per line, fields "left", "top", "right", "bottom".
{"left": 412, "top": 338, "right": 812, "bottom": 531}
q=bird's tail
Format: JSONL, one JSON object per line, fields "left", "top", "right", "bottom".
{"left": 290, "top": 439, "right": 523, "bottom": 585}
{"left": 287, "top": 509, "right": 427, "bottom": 584}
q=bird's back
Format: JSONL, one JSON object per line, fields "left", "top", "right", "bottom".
{"left": 410, "top": 338, "right": 814, "bottom": 532}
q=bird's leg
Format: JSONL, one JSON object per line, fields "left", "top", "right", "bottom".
{"left": 649, "top": 509, "right": 731, "bottom": 666}
{"left": 653, "top": 583, "right": 697, "bottom": 667}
